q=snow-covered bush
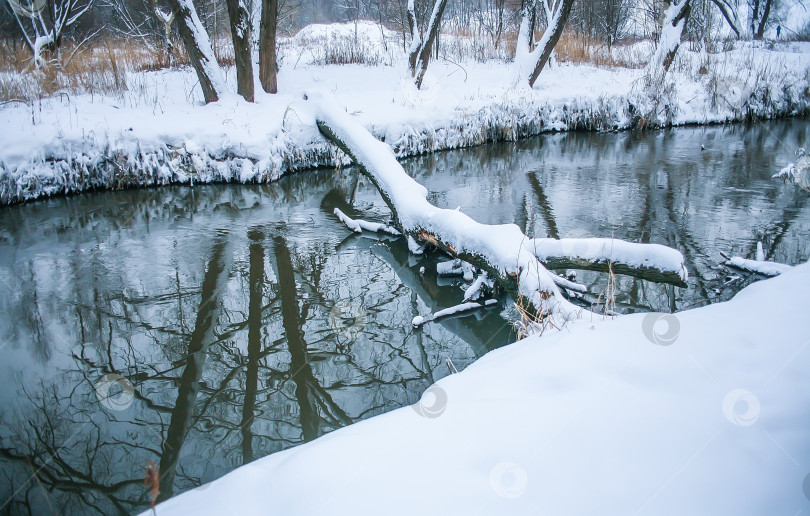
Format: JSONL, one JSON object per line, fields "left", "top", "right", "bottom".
{"left": 287, "top": 22, "right": 399, "bottom": 67}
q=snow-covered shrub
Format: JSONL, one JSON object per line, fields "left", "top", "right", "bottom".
{"left": 628, "top": 69, "right": 679, "bottom": 129}
{"left": 288, "top": 22, "right": 398, "bottom": 67}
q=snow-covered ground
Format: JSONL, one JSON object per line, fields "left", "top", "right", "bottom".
{"left": 1, "top": 22, "right": 810, "bottom": 205}
{"left": 145, "top": 260, "right": 810, "bottom": 515}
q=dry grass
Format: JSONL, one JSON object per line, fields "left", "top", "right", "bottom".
{"left": 0, "top": 36, "right": 239, "bottom": 103}
{"left": 553, "top": 33, "right": 645, "bottom": 68}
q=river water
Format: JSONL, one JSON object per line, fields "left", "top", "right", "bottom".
{"left": 0, "top": 119, "right": 807, "bottom": 515}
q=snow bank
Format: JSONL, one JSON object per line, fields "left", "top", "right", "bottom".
{"left": 146, "top": 261, "right": 810, "bottom": 515}
{"left": 1, "top": 28, "right": 809, "bottom": 205}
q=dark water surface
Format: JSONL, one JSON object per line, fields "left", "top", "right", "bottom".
{"left": 0, "top": 120, "right": 807, "bottom": 515}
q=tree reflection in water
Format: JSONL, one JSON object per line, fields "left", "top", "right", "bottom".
{"left": 1, "top": 120, "right": 808, "bottom": 515}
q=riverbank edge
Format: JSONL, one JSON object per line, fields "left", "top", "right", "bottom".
{"left": 2, "top": 87, "right": 808, "bottom": 207}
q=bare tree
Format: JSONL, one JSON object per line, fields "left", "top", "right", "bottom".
{"left": 7, "top": 0, "right": 93, "bottom": 66}
{"left": 225, "top": 0, "right": 254, "bottom": 100}
{"left": 167, "top": 0, "right": 227, "bottom": 103}
{"left": 515, "top": 0, "right": 575, "bottom": 88}
{"left": 104, "top": 0, "right": 178, "bottom": 67}
{"left": 407, "top": 0, "right": 450, "bottom": 89}
{"left": 595, "top": 0, "right": 632, "bottom": 50}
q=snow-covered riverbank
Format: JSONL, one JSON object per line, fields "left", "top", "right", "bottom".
{"left": 144, "top": 260, "right": 810, "bottom": 515}
{"left": 1, "top": 23, "right": 809, "bottom": 205}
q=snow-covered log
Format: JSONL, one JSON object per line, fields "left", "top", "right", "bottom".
{"left": 333, "top": 207, "right": 400, "bottom": 236}
{"left": 436, "top": 259, "right": 475, "bottom": 280}
{"left": 529, "top": 238, "right": 689, "bottom": 286}
{"left": 305, "top": 90, "right": 581, "bottom": 325}
{"left": 412, "top": 300, "right": 497, "bottom": 327}
{"left": 724, "top": 256, "right": 793, "bottom": 277}
{"left": 306, "top": 92, "right": 692, "bottom": 324}
{"left": 551, "top": 273, "right": 587, "bottom": 294}
{"left": 168, "top": 0, "right": 228, "bottom": 103}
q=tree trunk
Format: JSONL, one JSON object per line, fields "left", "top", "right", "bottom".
{"left": 163, "top": 20, "right": 174, "bottom": 67}
{"left": 259, "top": 0, "right": 278, "bottom": 94}
{"left": 646, "top": 0, "right": 691, "bottom": 74}
{"left": 167, "top": 0, "right": 227, "bottom": 103}
{"left": 754, "top": 0, "right": 772, "bottom": 39}
{"left": 412, "top": 0, "right": 450, "bottom": 89}
{"left": 305, "top": 92, "right": 689, "bottom": 324}
{"left": 406, "top": 0, "right": 420, "bottom": 75}
{"left": 527, "top": 0, "right": 574, "bottom": 88}
{"left": 226, "top": 0, "right": 255, "bottom": 101}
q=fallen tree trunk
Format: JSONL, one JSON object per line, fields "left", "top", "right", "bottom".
{"left": 305, "top": 91, "right": 690, "bottom": 326}
{"left": 305, "top": 90, "right": 576, "bottom": 325}
{"left": 529, "top": 238, "right": 688, "bottom": 287}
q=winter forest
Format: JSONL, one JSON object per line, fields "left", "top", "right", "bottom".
{"left": 0, "top": 0, "right": 809, "bottom": 513}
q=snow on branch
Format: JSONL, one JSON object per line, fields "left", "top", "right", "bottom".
{"left": 305, "top": 89, "right": 582, "bottom": 326}
{"left": 515, "top": 0, "right": 575, "bottom": 88}
{"left": 412, "top": 300, "right": 497, "bottom": 328}
{"left": 333, "top": 207, "right": 401, "bottom": 236}
{"left": 646, "top": 0, "right": 691, "bottom": 73}
{"left": 772, "top": 150, "right": 810, "bottom": 192}
{"left": 723, "top": 256, "right": 793, "bottom": 277}
{"left": 529, "top": 237, "right": 689, "bottom": 286}
{"left": 169, "top": 0, "right": 228, "bottom": 103}
{"left": 306, "top": 91, "right": 692, "bottom": 327}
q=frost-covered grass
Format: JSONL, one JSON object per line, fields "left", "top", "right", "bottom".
{"left": 1, "top": 21, "right": 809, "bottom": 205}
{"left": 144, "top": 261, "right": 810, "bottom": 516}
